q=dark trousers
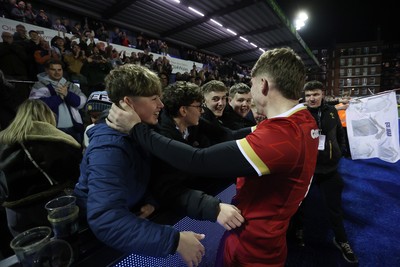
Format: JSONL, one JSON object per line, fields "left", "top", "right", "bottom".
{"left": 292, "top": 170, "right": 348, "bottom": 242}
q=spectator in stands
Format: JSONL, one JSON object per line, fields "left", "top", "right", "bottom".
{"left": 63, "top": 43, "right": 88, "bottom": 91}
{"left": 149, "top": 39, "right": 159, "bottom": 53}
{"left": 3, "top": 0, "right": 17, "bottom": 18}
{"left": 109, "top": 26, "right": 121, "bottom": 45}
{"left": 95, "top": 23, "right": 108, "bottom": 42}
{"left": 71, "top": 22, "right": 82, "bottom": 37}
{"left": 220, "top": 83, "right": 256, "bottom": 130}
{"left": 35, "top": 9, "right": 51, "bottom": 28}
{"left": 160, "top": 56, "right": 172, "bottom": 75}
{"left": 80, "top": 50, "right": 112, "bottom": 95}
{"left": 24, "top": 2, "right": 36, "bottom": 24}
{"left": 159, "top": 72, "right": 169, "bottom": 89}
{"left": 128, "top": 51, "right": 139, "bottom": 64}
{"left": 12, "top": 24, "right": 28, "bottom": 46}
{"left": 200, "top": 80, "right": 228, "bottom": 126}
{"left": 50, "top": 36, "right": 69, "bottom": 59}
{"left": 159, "top": 41, "right": 168, "bottom": 56}
{"left": 151, "top": 81, "right": 244, "bottom": 226}
{"left": 120, "top": 31, "right": 131, "bottom": 47}
{"left": 52, "top": 17, "right": 67, "bottom": 33}
{"left": 26, "top": 29, "right": 41, "bottom": 79}
{"left": 0, "top": 31, "right": 29, "bottom": 106}
{"left": 29, "top": 59, "right": 87, "bottom": 144}
{"left": 33, "top": 38, "right": 59, "bottom": 73}
{"left": 105, "top": 47, "right": 320, "bottom": 267}
{"left": 135, "top": 33, "right": 146, "bottom": 50}
{"left": 82, "top": 90, "right": 112, "bottom": 148}
{"left": 9, "top": 0, "right": 25, "bottom": 22}
{"left": 0, "top": 99, "right": 82, "bottom": 236}
{"left": 61, "top": 17, "right": 72, "bottom": 33}
{"left": 74, "top": 64, "right": 206, "bottom": 267}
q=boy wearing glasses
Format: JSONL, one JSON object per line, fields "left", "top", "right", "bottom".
{"left": 151, "top": 81, "right": 244, "bottom": 228}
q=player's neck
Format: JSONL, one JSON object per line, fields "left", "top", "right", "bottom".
{"left": 266, "top": 96, "right": 299, "bottom": 118}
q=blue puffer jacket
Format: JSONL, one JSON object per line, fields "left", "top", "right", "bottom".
{"left": 74, "top": 123, "right": 179, "bottom": 256}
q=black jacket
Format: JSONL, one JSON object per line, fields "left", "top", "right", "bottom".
{"left": 308, "top": 102, "right": 346, "bottom": 174}
{"left": 0, "top": 122, "right": 82, "bottom": 208}
{"left": 220, "top": 104, "right": 256, "bottom": 130}
{"left": 150, "top": 111, "right": 223, "bottom": 221}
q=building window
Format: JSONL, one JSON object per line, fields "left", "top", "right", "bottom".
{"left": 347, "top": 78, "right": 352, "bottom": 86}
{"left": 347, "top": 68, "right": 353, "bottom": 76}
{"left": 370, "top": 67, "right": 376, "bottom": 75}
{"left": 369, "top": 77, "right": 375, "bottom": 85}
{"left": 348, "top": 58, "right": 353, "bottom": 66}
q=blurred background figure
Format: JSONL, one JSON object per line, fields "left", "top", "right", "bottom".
{"left": 0, "top": 99, "right": 82, "bottom": 237}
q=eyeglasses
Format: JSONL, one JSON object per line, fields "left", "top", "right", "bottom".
{"left": 186, "top": 103, "right": 206, "bottom": 111}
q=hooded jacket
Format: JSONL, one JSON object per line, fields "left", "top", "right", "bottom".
{"left": 74, "top": 122, "right": 179, "bottom": 256}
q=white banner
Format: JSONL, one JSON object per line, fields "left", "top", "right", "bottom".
{"left": 346, "top": 92, "right": 400, "bottom": 163}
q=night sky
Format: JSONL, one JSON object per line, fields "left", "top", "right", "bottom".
{"left": 276, "top": 0, "right": 398, "bottom": 48}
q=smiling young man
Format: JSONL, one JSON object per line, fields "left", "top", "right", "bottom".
{"left": 200, "top": 80, "right": 228, "bottom": 123}
{"left": 29, "top": 59, "right": 87, "bottom": 144}
{"left": 220, "top": 83, "right": 256, "bottom": 130}
{"left": 74, "top": 64, "right": 206, "bottom": 267}
{"left": 106, "top": 48, "right": 320, "bottom": 267}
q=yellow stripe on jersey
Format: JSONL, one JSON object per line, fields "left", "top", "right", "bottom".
{"left": 238, "top": 138, "right": 270, "bottom": 176}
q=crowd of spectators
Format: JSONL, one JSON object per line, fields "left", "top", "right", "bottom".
{"left": 0, "top": 0, "right": 251, "bottom": 91}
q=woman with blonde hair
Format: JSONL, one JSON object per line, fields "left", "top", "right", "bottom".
{"left": 0, "top": 99, "right": 82, "bottom": 236}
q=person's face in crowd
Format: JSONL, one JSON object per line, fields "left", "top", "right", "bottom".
{"left": 1, "top": 32, "right": 13, "bottom": 44}
{"left": 304, "top": 89, "right": 323, "bottom": 108}
{"left": 204, "top": 90, "right": 227, "bottom": 118}
{"left": 16, "top": 26, "right": 26, "bottom": 36}
{"left": 29, "top": 31, "right": 39, "bottom": 41}
{"left": 72, "top": 44, "right": 81, "bottom": 54}
{"left": 46, "top": 63, "right": 64, "bottom": 81}
{"left": 55, "top": 38, "right": 64, "bottom": 46}
{"left": 160, "top": 75, "right": 168, "bottom": 88}
{"left": 182, "top": 101, "right": 204, "bottom": 127}
{"left": 17, "top": 1, "right": 25, "bottom": 9}
{"left": 125, "top": 95, "right": 164, "bottom": 125}
{"left": 229, "top": 92, "right": 252, "bottom": 118}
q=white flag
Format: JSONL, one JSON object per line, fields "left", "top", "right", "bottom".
{"left": 346, "top": 91, "right": 400, "bottom": 163}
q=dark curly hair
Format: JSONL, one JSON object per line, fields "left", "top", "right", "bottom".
{"left": 162, "top": 81, "right": 203, "bottom": 117}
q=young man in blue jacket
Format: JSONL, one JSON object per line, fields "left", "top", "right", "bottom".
{"left": 74, "top": 64, "right": 206, "bottom": 267}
